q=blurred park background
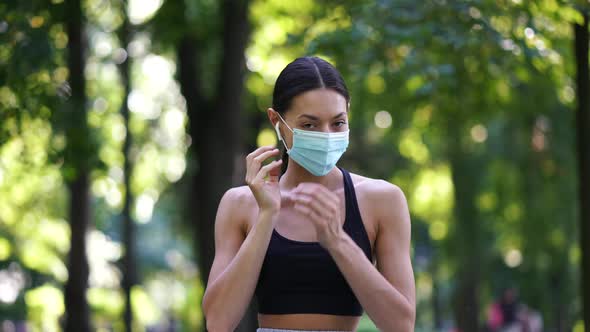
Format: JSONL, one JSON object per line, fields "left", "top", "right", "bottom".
{"left": 1, "top": 0, "right": 590, "bottom": 331}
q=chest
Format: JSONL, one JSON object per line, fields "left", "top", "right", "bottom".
{"left": 244, "top": 187, "right": 377, "bottom": 253}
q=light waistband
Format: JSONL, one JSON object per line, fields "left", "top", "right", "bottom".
{"left": 257, "top": 328, "right": 352, "bottom": 332}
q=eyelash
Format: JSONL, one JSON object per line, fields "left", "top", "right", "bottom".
{"left": 302, "top": 121, "right": 347, "bottom": 129}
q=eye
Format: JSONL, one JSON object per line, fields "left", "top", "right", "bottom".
{"left": 302, "top": 123, "right": 314, "bottom": 129}
{"left": 334, "top": 121, "right": 347, "bottom": 127}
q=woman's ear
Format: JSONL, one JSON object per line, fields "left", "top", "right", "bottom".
{"left": 267, "top": 108, "right": 279, "bottom": 127}
{"left": 268, "top": 108, "right": 284, "bottom": 142}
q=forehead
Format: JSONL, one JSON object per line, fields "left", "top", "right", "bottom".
{"left": 288, "top": 88, "right": 348, "bottom": 118}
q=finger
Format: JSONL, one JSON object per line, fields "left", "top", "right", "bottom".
{"left": 293, "top": 191, "right": 313, "bottom": 204}
{"left": 248, "top": 149, "right": 279, "bottom": 181}
{"left": 295, "top": 188, "right": 339, "bottom": 212}
{"left": 295, "top": 193, "right": 334, "bottom": 220}
{"left": 310, "top": 185, "right": 340, "bottom": 206}
{"left": 281, "top": 190, "right": 296, "bottom": 207}
{"left": 294, "top": 202, "right": 323, "bottom": 222}
{"left": 246, "top": 147, "right": 278, "bottom": 182}
{"left": 292, "top": 192, "right": 327, "bottom": 218}
{"left": 295, "top": 182, "right": 335, "bottom": 200}
{"left": 253, "top": 149, "right": 280, "bottom": 165}
{"left": 246, "top": 145, "right": 277, "bottom": 161}
{"left": 268, "top": 158, "right": 282, "bottom": 183}
{"left": 255, "top": 160, "right": 283, "bottom": 182}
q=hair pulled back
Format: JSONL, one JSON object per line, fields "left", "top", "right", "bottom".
{"left": 271, "top": 56, "right": 350, "bottom": 173}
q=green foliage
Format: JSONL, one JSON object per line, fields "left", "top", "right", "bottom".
{"left": 0, "top": 0, "right": 585, "bottom": 330}
{"left": 298, "top": 0, "right": 581, "bottom": 329}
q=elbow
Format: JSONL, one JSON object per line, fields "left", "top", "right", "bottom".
{"left": 403, "top": 315, "right": 416, "bottom": 332}
{"left": 205, "top": 319, "right": 233, "bottom": 332}
{"left": 379, "top": 300, "right": 415, "bottom": 332}
{"left": 201, "top": 290, "right": 212, "bottom": 323}
{"left": 399, "top": 301, "right": 416, "bottom": 332}
{"left": 203, "top": 309, "right": 234, "bottom": 332}
{"left": 202, "top": 292, "right": 236, "bottom": 332}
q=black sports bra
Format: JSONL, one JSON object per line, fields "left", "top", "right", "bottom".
{"left": 255, "top": 167, "right": 373, "bottom": 315}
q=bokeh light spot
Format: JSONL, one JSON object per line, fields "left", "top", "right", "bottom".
{"left": 257, "top": 128, "right": 278, "bottom": 147}
{"left": 429, "top": 220, "right": 448, "bottom": 241}
{"left": 129, "top": 0, "right": 163, "bottom": 25}
{"left": 504, "top": 249, "right": 522, "bottom": 268}
{"left": 366, "top": 74, "right": 386, "bottom": 94}
{"left": 374, "top": 111, "right": 392, "bottom": 129}
{"left": 29, "top": 16, "right": 45, "bottom": 28}
{"left": 471, "top": 124, "right": 488, "bottom": 143}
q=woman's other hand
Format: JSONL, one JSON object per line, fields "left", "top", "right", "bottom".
{"left": 291, "top": 183, "right": 344, "bottom": 249}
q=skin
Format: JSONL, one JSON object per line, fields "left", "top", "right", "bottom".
{"left": 201, "top": 88, "right": 416, "bottom": 332}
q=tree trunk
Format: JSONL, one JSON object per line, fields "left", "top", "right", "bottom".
{"left": 449, "top": 147, "right": 481, "bottom": 332}
{"left": 448, "top": 60, "right": 481, "bottom": 332}
{"left": 178, "top": 0, "right": 253, "bottom": 330}
{"left": 64, "top": 175, "right": 91, "bottom": 332}
{"left": 196, "top": 0, "right": 253, "bottom": 330}
{"left": 574, "top": 12, "right": 590, "bottom": 332}
{"left": 430, "top": 260, "right": 443, "bottom": 330}
{"left": 195, "top": 0, "right": 251, "bottom": 288}
{"left": 64, "top": 0, "right": 91, "bottom": 330}
{"left": 118, "top": 8, "right": 136, "bottom": 332}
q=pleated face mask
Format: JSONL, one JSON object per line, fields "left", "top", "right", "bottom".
{"left": 274, "top": 112, "right": 349, "bottom": 176}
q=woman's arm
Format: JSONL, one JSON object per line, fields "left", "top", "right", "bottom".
{"left": 293, "top": 179, "right": 415, "bottom": 332}
{"left": 326, "top": 181, "right": 415, "bottom": 332}
{"left": 201, "top": 188, "right": 277, "bottom": 332}
{"left": 202, "top": 146, "right": 283, "bottom": 332}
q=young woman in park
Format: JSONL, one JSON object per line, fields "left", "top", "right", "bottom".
{"left": 201, "top": 56, "right": 415, "bottom": 332}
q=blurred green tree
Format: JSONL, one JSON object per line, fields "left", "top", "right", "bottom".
{"left": 574, "top": 8, "right": 590, "bottom": 332}
{"left": 115, "top": 1, "right": 137, "bottom": 331}
{"left": 1, "top": 0, "right": 588, "bottom": 331}
{"left": 150, "top": 0, "right": 254, "bottom": 330}
{"left": 299, "top": 0, "right": 582, "bottom": 331}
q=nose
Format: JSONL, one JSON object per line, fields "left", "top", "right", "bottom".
{"left": 318, "top": 123, "right": 339, "bottom": 133}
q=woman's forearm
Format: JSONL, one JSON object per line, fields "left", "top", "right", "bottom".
{"left": 202, "top": 210, "right": 276, "bottom": 332}
{"left": 327, "top": 234, "right": 415, "bottom": 332}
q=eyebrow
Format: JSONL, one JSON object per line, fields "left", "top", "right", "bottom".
{"left": 297, "top": 112, "right": 347, "bottom": 120}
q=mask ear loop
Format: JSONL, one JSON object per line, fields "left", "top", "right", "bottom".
{"left": 275, "top": 112, "right": 293, "bottom": 132}
{"left": 275, "top": 121, "right": 290, "bottom": 152}
{"left": 274, "top": 112, "right": 292, "bottom": 151}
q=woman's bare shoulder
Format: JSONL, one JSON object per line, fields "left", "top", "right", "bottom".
{"left": 348, "top": 172, "right": 408, "bottom": 215}
{"left": 218, "top": 186, "right": 258, "bottom": 232}
{"left": 349, "top": 172, "right": 404, "bottom": 196}
{"left": 224, "top": 185, "right": 256, "bottom": 202}
{"left": 221, "top": 185, "right": 258, "bottom": 213}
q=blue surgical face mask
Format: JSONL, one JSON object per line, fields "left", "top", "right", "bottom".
{"left": 274, "top": 112, "right": 349, "bottom": 176}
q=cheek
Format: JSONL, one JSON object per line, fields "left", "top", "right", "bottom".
{"left": 284, "top": 132, "right": 294, "bottom": 147}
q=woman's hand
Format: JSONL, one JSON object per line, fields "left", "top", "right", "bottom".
{"left": 291, "top": 183, "right": 345, "bottom": 250}
{"left": 245, "top": 146, "right": 283, "bottom": 214}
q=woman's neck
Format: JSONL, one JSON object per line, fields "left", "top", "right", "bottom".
{"left": 279, "top": 160, "right": 342, "bottom": 191}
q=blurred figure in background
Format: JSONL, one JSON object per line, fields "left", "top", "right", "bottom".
{"left": 486, "top": 287, "right": 543, "bottom": 332}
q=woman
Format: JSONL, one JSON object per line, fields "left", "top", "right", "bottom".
{"left": 201, "top": 56, "right": 415, "bottom": 332}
